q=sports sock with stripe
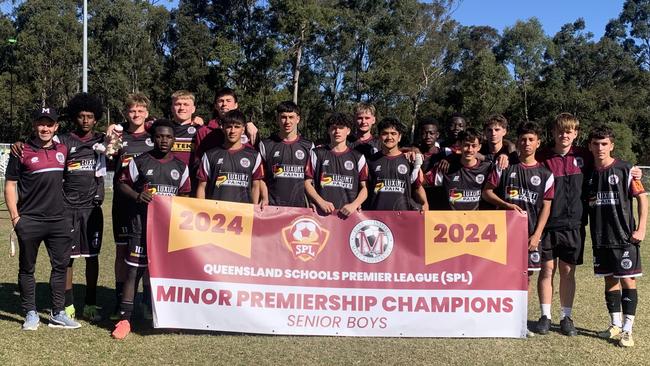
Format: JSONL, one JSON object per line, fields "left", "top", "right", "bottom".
{"left": 622, "top": 288, "right": 637, "bottom": 333}
{"left": 605, "top": 290, "right": 622, "bottom": 327}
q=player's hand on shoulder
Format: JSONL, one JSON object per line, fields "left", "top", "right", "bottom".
{"left": 192, "top": 116, "right": 205, "bottom": 126}
{"left": 11, "top": 141, "right": 24, "bottom": 158}
{"left": 496, "top": 154, "right": 510, "bottom": 170}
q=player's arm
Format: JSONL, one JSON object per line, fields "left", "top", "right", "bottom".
{"left": 195, "top": 153, "right": 211, "bottom": 199}
{"left": 196, "top": 182, "right": 207, "bottom": 199}
{"left": 4, "top": 180, "right": 19, "bottom": 227}
{"left": 413, "top": 184, "right": 428, "bottom": 211}
{"left": 341, "top": 181, "right": 367, "bottom": 217}
{"left": 529, "top": 199, "right": 551, "bottom": 251}
{"left": 632, "top": 193, "right": 647, "bottom": 243}
{"left": 304, "top": 179, "right": 335, "bottom": 214}
{"left": 482, "top": 168, "right": 524, "bottom": 213}
{"left": 178, "top": 165, "right": 191, "bottom": 197}
{"left": 118, "top": 160, "right": 151, "bottom": 203}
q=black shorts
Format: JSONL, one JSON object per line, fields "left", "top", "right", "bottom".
{"left": 540, "top": 228, "right": 585, "bottom": 265}
{"left": 69, "top": 207, "right": 103, "bottom": 258}
{"left": 528, "top": 250, "right": 541, "bottom": 272}
{"left": 593, "top": 245, "right": 642, "bottom": 278}
{"left": 112, "top": 202, "right": 129, "bottom": 246}
{"left": 125, "top": 236, "right": 148, "bottom": 268}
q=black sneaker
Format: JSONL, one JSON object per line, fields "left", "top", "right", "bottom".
{"left": 536, "top": 316, "right": 551, "bottom": 335}
{"left": 560, "top": 316, "right": 577, "bottom": 336}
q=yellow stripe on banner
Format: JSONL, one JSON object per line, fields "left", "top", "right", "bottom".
{"left": 167, "top": 197, "right": 254, "bottom": 258}
{"left": 424, "top": 211, "right": 508, "bottom": 265}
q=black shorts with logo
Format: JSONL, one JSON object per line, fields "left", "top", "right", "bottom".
{"left": 593, "top": 244, "right": 642, "bottom": 278}
{"left": 112, "top": 201, "right": 129, "bottom": 246}
{"left": 540, "top": 228, "right": 585, "bottom": 265}
{"left": 124, "top": 211, "right": 148, "bottom": 268}
{"left": 69, "top": 206, "right": 103, "bottom": 257}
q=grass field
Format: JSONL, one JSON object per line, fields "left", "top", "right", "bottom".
{"left": 0, "top": 193, "right": 648, "bottom": 365}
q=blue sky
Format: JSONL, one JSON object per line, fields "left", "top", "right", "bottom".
{"left": 1, "top": 0, "right": 626, "bottom": 40}
{"left": 452, "top": 0, "right": 626, "bottom": 38}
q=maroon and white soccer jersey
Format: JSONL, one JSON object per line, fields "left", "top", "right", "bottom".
{"left": 587, "top": 159, "right": 646, "bottom": 248}
{"left": 120, "top": 153, "right": 190, "bottom": 199}
{"left": 259, "top": 134, "right": 314, "bottom": 207}
{"left": 56, "top": 132, "right": 107, "bottom": 208}
{"left": 305, "top": 146, "right": 368, "bottom": 209}
{"left": 427, "top": 158, "right": 492, "bottom": 210}
{"left": 198, "top": 146, "right": 264, "bottom": 203}
{"left": 487, "top": 162, "right": 555, "bottom": 234}
{"left": 5, "top": 138, "right": 68, "bottom": 221}
{"left": 366, "top": 153, "right": 422, "bottom": 211}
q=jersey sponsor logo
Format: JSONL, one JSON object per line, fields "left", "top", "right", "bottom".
{"left": 240, "top": 158, "right": 251, "bottom": 168}
{"left": 172, "top": 141, "right": 193, "bottom": 152}
{"left": 589, "top": 191, "right": 620, "bottom": 206}
{"left": 67, "top": 159, "right": 95, "bottom": 172}
{"left": 272, "top": 164, "right": 304, "bottom": 179}
{"left": 397, "top": 164, "right": 408, "bottom": 174}
{"left": 506, "top": 186, "right": 539, "bottom": 204}
{"left": 148, "top": 184, "right": 179, "bottom": 196}
{"left": 30, "top": 157, "right": 39, "bottom": 163}
{"left": 621, "top": 258, "right": 633, "bottom": 270}
{"left": 608, "top": 174, "right": 620, "bottom": 185}
{"left": 145, "top": 138, "right": 154, "bottom": 147}
{"left": 320, "top": 173, "right": 354, "bottom": 190}
{"left": 55, "top": 152, "right": 65, "bottom": 163}
{"left": 295, "top": 150, "right": 305, "bottom": 160}
{"left": 349, "top": 220, "right": 394, "bottom": 264}
{"left": 374, "top": 179, "right": 406, "bottom": 194}
{"left": 215, "top": 172, "right": 250, "bottom": 188}
{"left": 281, "top": 217, "right": 330, "bottom": 262}
{"left": 449, "top": 189, "right": 481, "bottom": 203}
{"left": 187, "top": 126, "right": 197, "bottom": 135}
{"left": 530, "top": 176, "right": 541, "bottom": 186}
{"left": 344, "top": 160, "right": 354, "bottom": 171}
{"left": 475, "top": 174, "right": 485, "bottom": 184}
{"left": 170, "top": 169, "right": 180, "bottom": 180}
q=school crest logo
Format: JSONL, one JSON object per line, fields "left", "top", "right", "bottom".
{"left": 30, "top": 157, "right": 39, "bottom": 163}
{"left": 397, "top": 164, "right": 408, "bottom": 175}
{"left": 188, "top": 126, "right": 197, "bottom": 135}
{"left": 531, "top": 176, "right": 541, "bottom": 186}
{"left": 145, "top": 138, "right": 154, "bottom": 147}
{"left": 55, "top": 152, "right": 65, "bottom": 163}
{"left": 281, "top": 217, "right": 330, "bottom": 262}
{"left": 621, "top": 258, "right": 633, "bottom": 270}
{"left": 349, "top": 220, "right": 394, "bottom": 264}
{"left": 530, "top": 251, "right": 541, "bottom": 263}
{"left": 574, "top": 157, "right": 584, "bottom": 168}
{"left": 295, "top": 150, "right": 305, "bottom": 160}
{"left": 344, "top": 160, "right": 354, "bottom": 171}
{"left": 240, "top": 158, "right": 251, "bottom": 168}
{"left": 475, "top": 174, "right": 485, "bottom": 184}
{"left": 608, "top": 174, "right": 619, "bottom": 185}
{"left": 170, "top": 169, "right": 180, "bottom": 180}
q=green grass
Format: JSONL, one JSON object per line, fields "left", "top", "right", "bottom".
{"left": 0, "top": 192, "right": 648, "bottom": 365}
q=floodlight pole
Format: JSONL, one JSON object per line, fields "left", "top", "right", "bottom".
{"left": 8, "top": 38, "right": 16, "bottom": 127}
{"left": 82, "top": 0, "right": 88, "bottom": 92}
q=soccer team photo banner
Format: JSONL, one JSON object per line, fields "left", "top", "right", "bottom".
{"left": 147, "top": 196, "right": 529, "bottom": 338}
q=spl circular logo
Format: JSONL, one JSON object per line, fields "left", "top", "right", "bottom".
{"left": 397, "top": 164, "right": 408, "bottom": 174}
{"left": 349, "top": 220, "right": 394, "bottom": 263}
{"left": 188, "top": 126, "right": 197, "bottom": 134}
{"left": 344, "top": 160, "right": 354, "bottom": 171}
{"left": 530, "top": 175, "right": 541, "bottom": 186}
{"left": 621, "top": 258, "right": 633, "bottom": 270}
{"left": 530, "top": 251, "right": 541, "bottom": 263}
{"left": 295, "top": 150, "right": 305, "bottom": 160}
{"left": 170, "top": 169, "right": 180, "bottom": 180}
{"left": 608, "top": 174, "right": 619, "bottom": 185}
{"left": 475, "top": 174, "right": 485, "bottom": 184}
{"left": 240, "top": 158, "right": 251, "bottom": 168}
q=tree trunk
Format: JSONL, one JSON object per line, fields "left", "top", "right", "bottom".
{"left": 292, "top": 23, "right": 306, "bottom": 104}
{"left": 522, "top": 78, "right": 529, "bottom": 122}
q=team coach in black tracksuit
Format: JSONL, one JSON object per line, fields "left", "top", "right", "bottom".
{"left": 4, "top": 107, "right": 80, "bottom": 330}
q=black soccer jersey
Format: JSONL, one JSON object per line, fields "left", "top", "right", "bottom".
{"left": 114, "top": 130, "right": 154, "bottom": 186}
{"left": 171, "top": 123, "right": 199, "bottom": 166}
{"left": 305, "top": 146, "right": 369, "bottom": 209}
{"left": 421, "top": 148, "right": 451, "bottom": 210}
{"left": 5, "top": 138, "right": 68, "bottom": 221}
{"left": 349, "top": 136, "right": 381, "bottom": 158}
{"left": 198, "top": 145, "right": 264, "bottom": 203}
{"left": 120, "top": 152, "right": 190, "bottom": 197}
{"left": 487, "top": 162, "right": 555, "bottom": 234}
{"left": 259, "top": 134, "right": 314, "bottom": 207}
{"left": 56, "top": 132, "right": 106, "bottom": 208}
{"left": 367, "top": 153, "right": 422, "bottom": 210}
{"left": 587, "top": 159, "right": 646, "bottom": 248}
{"left": 428, "top": 157, "right": 492, "bottom": 210}
{"left": 479, "top": 140, "right": 517, "bottom": 164}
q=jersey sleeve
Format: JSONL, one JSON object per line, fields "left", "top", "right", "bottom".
{"left": 95, "top": 153, "right": 107, "bottom": 177}
{"left": 305, "top": 149, "right": 317, "bottom": 179}
{"left": 252, "top": 152, "right": 264, "bottom": 180}
{"left": 179, "top": 165, "right": 191, "bottom": 194}
{"left": 544, "top": 174, "right": 555, "bottom": 200}
{"left": 119, "top": 159, "right": 139, "bottom": 186}
{"left": 197, "top": 153, "right": 211, "bottom": 182}
{"left": 412, "top": 169, "right": 424, "bottom": 188}
{"left": 258, "top": 140, "right": 267, "bottom": 161}
{"left": 486, "top": 167, "right": 502, "bottom": 189}
{"left": 4, "top": 154, "right": 21, "bottom": 180}
{"left": 358, "top": 155, "right": 368, "bottom": 181}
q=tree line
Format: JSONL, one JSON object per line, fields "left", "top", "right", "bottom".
{"left": 0, "top": 0, "right": 649, "bottom": 163}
